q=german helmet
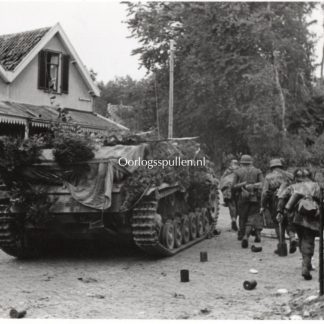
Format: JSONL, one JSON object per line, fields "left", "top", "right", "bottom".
{"left": 269, "top": 158, "right": 283, "bottom": 168}
{"left": 240, "top": 155, "right": 253, "bottom": 164}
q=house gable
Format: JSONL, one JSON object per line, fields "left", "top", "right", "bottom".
{"left": 9, "top": 34, "right": 94, "bottom": 111}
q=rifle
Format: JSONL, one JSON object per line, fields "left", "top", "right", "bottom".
{"left": 320, "top": 188, "right": 324, "bottom": 296}
{"left": 233, "top": 181, "right": 247, "bottom": 190}
{"left": 277, "top": 214, "right": 288, "bottom": 257}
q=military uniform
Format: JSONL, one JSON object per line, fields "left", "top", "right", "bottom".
{"left": 277, "top": 171, "right": 321, "bottom": 280}
{"left": 220, "top": 160, "right": 239, "bottom": 231}
{"left": 261, "top": 159, "right": 296, "bottom": 253}
{"left": 233, "top": 155, "right": 264, "bottom": 248}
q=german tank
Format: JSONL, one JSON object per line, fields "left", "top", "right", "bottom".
{"left": 0, "top": 139, "right": 219, "bottom": 258}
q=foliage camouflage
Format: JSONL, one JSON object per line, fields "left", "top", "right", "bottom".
{"left": 120, "top": 140, "right": 217, "bottom": 210}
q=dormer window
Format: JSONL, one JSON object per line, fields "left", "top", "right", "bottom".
{"left": 38, "top": 50, "right": 70, "bottom": 94}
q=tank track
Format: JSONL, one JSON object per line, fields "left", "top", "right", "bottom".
{"left": 0, "top": 215, "right": 17, "bottom": 249}
{"left": 0, "top": 206, "right": 39, "bottom": 258}
{"left": 132, "top": 187, "right": 220, "bottom": 256}
{"left": 0, "top": 204, "right": 17, "bottom": 250}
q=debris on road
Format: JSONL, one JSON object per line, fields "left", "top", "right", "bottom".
{"left": 200, "top": 307, "right": 211, "bottom": 315}
{"left": 251, "top": 245, "right": 262, "bottom": 253}
{"left": 9, "top": 308, "right": 27, "bottom": 319}
{"left": 86, "top": 293, "right": 105, "bottom": 299}
{"left": 200, "top": 251, "right": 208, "bottom": 262}
{"left": 304, "top": 295, "right": 318, "bottom": 303}
{"left": 243, "top": 280, "right": 257, "bottom": 290}
{"left": 173, "top": 293, "right": 185, "bottom": 299}
{"left": 288, "top": 290, "right": 324, "bottom": 319}
{"left": 276, "top": 289, "right": 288, "bottom": 295}
{"left": 249, "top": 268, "right": 258, "bottom": 274}
{"left": 180, "top": 269, "right": 189, "bottom": 282}
{"left": 77, "top": 277, "right": 98, "bottom": 283}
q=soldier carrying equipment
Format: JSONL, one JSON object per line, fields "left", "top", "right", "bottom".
{"left": 277, "top": 169, "right": 321, "bottom": 280}
{"left": 220, "top": 159, "right": 239, "bottom": 231}
{"left": 260, "top": 158, "right": 297, "bottom": 255}
{"left": 233, "top": 155, "right": 264, "bottom": 248}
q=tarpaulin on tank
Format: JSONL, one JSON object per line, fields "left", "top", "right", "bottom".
{"left": 39, "top": 144, "right": 148, "bottom": 210}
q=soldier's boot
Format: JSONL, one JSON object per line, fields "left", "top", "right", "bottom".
{"left": 231, "top": 220, "right": 238, "bottom": 231}
{"left": 237, "top": 230, "right": 244, "bottom": 241}
{"left": 274, "top": 227, "right": 280, "bottom": 254}
{"left": 254, "top": 229, "right": 261, "bottom": 243}
{"left": 288, "top": 232, "right": 298, "bottom": 254}
{"left": 301, "top": 255, "right": 312, "bottom": 280}
{"left": 242, "top": 226, "right": 251, "bottom": 248}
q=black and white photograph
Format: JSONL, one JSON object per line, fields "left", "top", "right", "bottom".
{"left": 0, "top": 0, "right": 324, "bottom": 320}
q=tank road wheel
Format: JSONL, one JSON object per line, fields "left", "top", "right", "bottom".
{"left": 189, "top": 212, "right": 197, "bottom": 240}
{"left": 173, "top": 218, "right": 182, "bottom": 248}
{"left": 181, "top": 215, "right": 190, "bottom": 244}
{"left": 132, "top": 189, "right": 216, "bottom": 256}
{"left": 196, "top": 209, "right": 204, "bottom": 237}
{"left": 209, "top": 186, "right": 220, "bottom": 225}
{"left": 202, "top": 208, "right": 211, "bottom": 234}
{"left": 162, "top": 221, "right": 175, "bottom": 250}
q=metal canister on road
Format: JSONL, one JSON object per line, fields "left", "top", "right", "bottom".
{"left": 243, "top": 280, "right": 257, "bottom": 290}
{"left": 180, "top": 269, "right": 189, "bottom": 282}
{"left": 200, "top": 251, "right": 208, "bottom": 262}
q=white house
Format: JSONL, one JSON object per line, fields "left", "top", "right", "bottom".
{"left": 0, "top": 23, "right": 128, "bottom": 137}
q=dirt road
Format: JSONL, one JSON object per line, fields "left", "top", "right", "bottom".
{"left": 0, "top": 205, "right": 321, "bottom": 319}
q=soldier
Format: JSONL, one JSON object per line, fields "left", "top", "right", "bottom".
{"left": 233, "top": 155, "right": 264, "bottom": 248}
{"left": 220, "top": 159, "right": 239, "bottom": 231}
{"left": 277, "top": 169, "right": 321, "bottom": 280}
{"left": 260, "top": 158, "right": 297, "bottom": 254}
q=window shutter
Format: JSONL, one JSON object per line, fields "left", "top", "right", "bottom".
{"left": 38, "top": 50, "right": 47, "bottom": 89}
{"left": 61, "top": 54, "right": 70, "bottom": 94}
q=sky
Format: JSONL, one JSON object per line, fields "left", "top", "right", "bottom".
{"left": 0, "top": 0, "right": 323, "bottom": 83}
{"left": 0, "top": 0, "right": 147, "bottom": 83}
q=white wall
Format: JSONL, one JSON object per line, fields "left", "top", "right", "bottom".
{"left": 0, "top": 78, "right": 8, "bottom": 100}
{"left": 0, "top": 34, "right": 94, "bottom": 111}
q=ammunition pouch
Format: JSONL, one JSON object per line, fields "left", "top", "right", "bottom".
{"left": 241, "top": 188, "right": 259, "bottom": 202}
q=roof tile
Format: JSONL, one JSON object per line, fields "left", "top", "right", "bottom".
{"left": 0, "top": 27, "right": 50, "bottom": 71}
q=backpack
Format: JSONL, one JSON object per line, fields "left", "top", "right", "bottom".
{"left": 297, "top": 197, "right": 319, "bottom": 218}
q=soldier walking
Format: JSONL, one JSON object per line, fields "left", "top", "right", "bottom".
{"left": 260, "top": 158, "right": 297, "bottom": 254}
{"left": 233, "top": 155, "right": 264, "bottom": 248}
{"left": 220, "top": 159, "right": 239, "bottom": 231}
{"left": 277, "top": 169, "right": 321, "bottom": 280}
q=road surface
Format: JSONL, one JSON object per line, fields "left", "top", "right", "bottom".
{"left": 0, "top": 204, "right": 320, "bottom": 319}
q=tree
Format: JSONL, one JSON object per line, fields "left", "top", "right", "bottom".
{"left": 97, "top": 75, "right": 159, "bottom": 132}
{"left": 124, "top": 2, "right": 317, "bottom": 169}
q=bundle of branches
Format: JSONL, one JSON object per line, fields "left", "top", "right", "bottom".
{"left": 0, "top": 136, "right": 42, "bottom": 187}
{"left": 120, "top": 140, "right": 217, "bottom": 211}
{"left": 102, "top": 129, "right": 159, "bottom": 146}
{"left": 52, "top": 133, "right": 95, "bottom": 166}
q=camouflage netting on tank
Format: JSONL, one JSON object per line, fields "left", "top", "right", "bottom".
{"left": 0, "top": 130, "right": 218, "bottom": 217}
{"left": 0, "top": 132, "right": 97, "bottom": 222}
{"left": 119, "top": 140, "right": 218, "bottom": 211}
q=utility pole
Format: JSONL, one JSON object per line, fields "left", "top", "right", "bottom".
{"left": 154, "top": 71, "right": 161, "bottom": 139}
{"left": 321, "top": 4, "right": 324, "bottom": 80}
{"left": 168, "top": 40, "right": 175, "bottom": 139}
{"left": 320, "top": 188, "right": 324, "bottom": 296}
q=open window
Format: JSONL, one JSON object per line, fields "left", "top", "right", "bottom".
{"left": 38, "top": 50, "right": 70, "bottom": 94}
